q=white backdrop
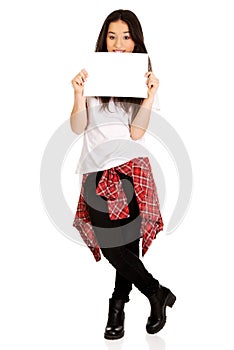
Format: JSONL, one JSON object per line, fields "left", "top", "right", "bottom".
{"left": 1, "top": 1, "right": 234, "bottom": 349}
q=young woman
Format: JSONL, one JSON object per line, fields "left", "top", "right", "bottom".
{"left": 71, "top": 9, "right": 176, "bottom": 340}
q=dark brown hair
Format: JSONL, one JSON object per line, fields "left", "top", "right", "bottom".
{"left": 95, "top": 9, "right": 152, "bottom": 118}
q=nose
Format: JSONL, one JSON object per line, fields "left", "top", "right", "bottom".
{"left": 114, "top": 36, "right": 122, "bottom": 49}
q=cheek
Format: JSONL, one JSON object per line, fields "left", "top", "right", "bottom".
{"left": 127, "top": 41, "right": 135, "bottom": 51}
{"left": 106, "top": 39, "right": 112, "bottom": 50}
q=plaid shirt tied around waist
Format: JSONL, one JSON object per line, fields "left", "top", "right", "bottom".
{"left": 73, "top": 157, "right": 163, "bottom": 262}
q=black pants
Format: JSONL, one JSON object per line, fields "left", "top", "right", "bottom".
{"left": 83, "top": 170, "right": 159, "bottom": 302}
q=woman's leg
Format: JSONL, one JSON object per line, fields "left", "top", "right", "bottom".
{"left": 111, "top": 238, "right": 140, "bottom": 302}
{"left": 100, "top": 241, "right": 159, "bottom": 297}
{"left": 83, "top": 170, "right": 143, "bottom": 340}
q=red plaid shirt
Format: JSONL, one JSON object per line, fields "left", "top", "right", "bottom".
{"left": 73, "top": 157, "right": 163, "bottom": 261}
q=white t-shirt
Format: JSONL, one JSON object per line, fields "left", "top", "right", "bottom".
{"left": 75, "top": 94, "right": 160, "bottom": 174}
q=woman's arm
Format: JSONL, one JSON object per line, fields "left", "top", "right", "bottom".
{"left": 70, "top": 92, "right": 88, "bottom": 135}
{"left": 130, "top": 72, "right": 159, "bottom": 140}
{"left": 70, "top": 69, "right": 88, "bottom": 135}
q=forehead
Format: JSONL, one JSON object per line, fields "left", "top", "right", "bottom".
{"left": 107, "top": 20, "right": 130, "bottom": 33}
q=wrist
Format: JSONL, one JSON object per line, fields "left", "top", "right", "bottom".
{"left": 74, "top": 91, "right": 86, "bottom": 103}
{"left": 74, "top": 90, "right": 85, "bottom": 98}
{"left": 143, "top": 96, "right": 154, "bottom": 107}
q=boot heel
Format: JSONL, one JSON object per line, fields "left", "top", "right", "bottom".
{"left": 167, "top": 293, "right": 176, "bottom": 308}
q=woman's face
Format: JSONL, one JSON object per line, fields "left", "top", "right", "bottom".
{"left": 106, "top": 20, "right": 135, "bottom": 53}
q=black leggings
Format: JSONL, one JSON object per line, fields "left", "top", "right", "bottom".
{"left": 83, "top": 170, "right": 159, "bottom": 302}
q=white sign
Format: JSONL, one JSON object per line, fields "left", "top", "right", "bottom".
{"left": 83, "top": 52, "right": 148, "bottom": 98}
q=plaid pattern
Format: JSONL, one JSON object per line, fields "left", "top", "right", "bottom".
{"left": 73, "top": 157, "right": 163, "bottom": 262}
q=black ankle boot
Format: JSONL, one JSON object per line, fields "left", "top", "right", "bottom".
{"left": 146, "top": 284, "right": 176, "bottom": 334}
{"left": 104, "top": 298, "right": 125, "bottom": 340}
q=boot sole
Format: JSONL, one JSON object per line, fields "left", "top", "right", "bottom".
{"left": 104, "top": 330, "right": 124, "bottom": 340}
{"left": 146, "top": 292, "right": 176, "bottom": 334}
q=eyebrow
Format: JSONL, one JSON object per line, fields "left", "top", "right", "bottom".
{"left": 108, "top": 31, "right": 130, "bottom": 34}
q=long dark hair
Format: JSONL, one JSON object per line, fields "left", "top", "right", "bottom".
{"left": 95, "top": 9, "right": 152, "bottom": 119}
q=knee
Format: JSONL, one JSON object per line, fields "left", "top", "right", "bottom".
{"left": 101, "top": 246, "right": 125, "bottom": 266}
{"left": 125, "top": 238, "right": 140, "bottom": 256}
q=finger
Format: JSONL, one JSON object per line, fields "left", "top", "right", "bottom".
{"left": 75, "top": 77, "right": 83, "bottom": 86}
{"left": 149, "top": 80, "right": 158, "bottom": 86}
{"left": 72, "top": 78, "right": 83, "bottom": 87}
{"left": 147, "top": 77, "right": 158, "bottom": 85}
{"left": 146, "top": 71, "right": 156, "bottom": 79}
{"left": 81, "top": 69, "right": 88, "bottom": 78}
{"left": 149, "top": 78, "right": 159, "bottom": 84}
{"left": 146, "top": 78, "right": 156, "bottom": 86}
{"left": 148, "top": 81, "right": 159, "bottom": 90}
{"left": 145, "top": 72, "right": 152, "bottom": 78}
{"left": 79, "top": 70, "right": 88, "bottom": 82}
{"left": 78, "top": 78, "right": 84, "bottom": 86}
{"left": 78, "top": 72, "right": 86, "bottom": 82}
{"left": 75, "top": 72, "right": 87, "bottom": 85}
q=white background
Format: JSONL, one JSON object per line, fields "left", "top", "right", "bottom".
{"left": 1, "top": 0, "right": 234, "bottom": 349}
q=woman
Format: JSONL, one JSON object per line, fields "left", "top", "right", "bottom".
{"left": 71, "top": 9, "right": 176, "bottom": 340}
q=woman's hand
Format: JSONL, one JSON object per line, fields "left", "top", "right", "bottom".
{"left": 71, "top": 69, "right": 88, "bottom": 95}
{"left": 145, "top": 72, "right": 159, "bottom": 100}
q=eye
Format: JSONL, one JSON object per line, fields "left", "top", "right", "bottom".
{"left": 123, "top": 35, "right": 131, "bottom": 40}
{"left": 108, "top": 35, "right": 115, "bottom": 40}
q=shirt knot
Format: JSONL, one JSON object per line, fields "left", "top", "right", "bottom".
{"left": 96, "top": 168, "right": 130, "bottom": 220}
